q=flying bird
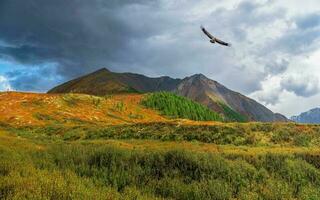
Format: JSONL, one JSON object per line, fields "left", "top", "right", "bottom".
{"left": 201, "top": 26, "right": 231, "bottom": 47}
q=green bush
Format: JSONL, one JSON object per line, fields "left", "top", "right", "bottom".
{"left": 218, "top": 102, "right": 248, "bottom": 122}
{"left": 293, "top": 134, "right": 311, "bottom": 147}
{"left": 7, "top": 122, "right": 320, "bottom": 147}
{"left": 62, "top": 94, "right": 79, "bottom": 106}
{"left": 260, "top": 179, "right": 292, "bottom": 200}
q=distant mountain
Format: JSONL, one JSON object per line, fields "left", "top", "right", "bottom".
{"left": 48, "top": 68, "right": 288, "bottom": 122}
{"left": 291, "top": 108, "right": 320, "bottom": 123}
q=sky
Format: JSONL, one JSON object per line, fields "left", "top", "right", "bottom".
{"left": 0, "top": 0, "right": 319, "bottom": 117}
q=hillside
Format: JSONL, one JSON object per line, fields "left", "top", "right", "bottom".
{"left": 48, "top": 68, "right": 288, "bottom": 122}
{"left": 0, "top": 92, "right": 167, "bottom": 126}
{"left": 291, "top": 108, "right": 320, "bottom": 124}
{"left": 0, "top": 92, "right": 227, "bottom": 127}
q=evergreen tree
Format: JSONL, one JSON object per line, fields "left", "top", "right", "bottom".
{"left": 141, "top": 92, "right": 222, "bottom": 121}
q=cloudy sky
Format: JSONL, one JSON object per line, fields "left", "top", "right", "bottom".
{"left": 0, "top": 0, "right": 319, "bottom": 117}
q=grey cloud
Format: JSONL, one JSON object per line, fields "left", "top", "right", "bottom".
{"left": 276, "top": 28, "right": 320, "bottom": 55}
{"left": 264, "top": 59, "right": 289, "bottom": 75}
{"left": 0, "top": 0, "right": 158, "bottom": 78}
{"left": 207, "top": 1, "right": 285, "bottom": 41}
{"left": 261, "top": 12, "right": 320, "bottom": 56}
{"left": 296, "top": 13, "right": 320, "bottom": 29}
{"left": 281, "top": 75, "right": 320, "bottom": 97}
{"left": 254, "top": 90, "right": 281, "bottom": 106}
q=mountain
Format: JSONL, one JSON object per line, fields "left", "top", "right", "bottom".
{"left": 48, "top": 68, "right": 288, "bottom": 122}
{"left": 48, "top": 68, "right": 181, "bottom": 95}
{"left": 291, "top": 108, "right": 320, "bottom": 123}
{"left": 175, "top": 74, "right": 287, "bottom": 122}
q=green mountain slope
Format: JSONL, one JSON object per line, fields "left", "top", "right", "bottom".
{"left": 141, "top": 92, "right": 223, "bottom": 121}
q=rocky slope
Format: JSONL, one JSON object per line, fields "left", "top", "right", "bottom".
{"left": 175, "top": 74, "right": 287, "bottom": 122}
{"left": 48, "top": 68, "right": 288, "bottom": 122}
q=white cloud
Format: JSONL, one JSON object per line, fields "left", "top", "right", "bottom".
{"left": 249, "top": 75, "right": 282, "bottom": 105}
{"left": 267, "top": 91, "right": 320, "bottom": 118}
{"left": 0, "top": 76, "right": 13, "bottom": 91}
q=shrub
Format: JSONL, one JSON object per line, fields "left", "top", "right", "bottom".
{"left": 260, "top": 179, "right": 292, "bottom": 200}
{"left": 2, "top": 137, "right": 320, "bottom": 200}
{"left": 62, "top": 94, "right": 79, "bottom": 106}
{"left": 293, "top": 134, "right": 311, "bottom": 147}
{"left": 218, "top": 102, "right": 248, "bottom": 122}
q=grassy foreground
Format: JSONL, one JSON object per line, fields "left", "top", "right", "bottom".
{"left": 1, "top": 122, "right": 320, "bottom": 200}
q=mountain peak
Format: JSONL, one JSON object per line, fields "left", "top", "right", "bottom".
{"left": 291, "top": 107, "right": 320, "bottom": 123}
{"left": 309, "top": 107, "right": 320, "bottom": 112}
{"left": 94, "top": 68, "right": 111, "bottom": 73}
{"left": 183, "top": 73, "right": 211, "bottom": 84}
{"left": 184, "top": 73, "right": 221, "bottom": 86}
{"left": 190, "top": 73, "right": 208, "bottom": 79}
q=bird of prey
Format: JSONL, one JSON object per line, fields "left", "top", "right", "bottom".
{"left": 201, "top": 26, "right": 231, "bottom": 47}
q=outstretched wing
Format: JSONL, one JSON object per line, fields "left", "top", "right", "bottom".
{"left": 200, "top": 26, "right": 214, "bottom": 39}
{"left": 214, "top": 38, "right": 231, "bottom": 47}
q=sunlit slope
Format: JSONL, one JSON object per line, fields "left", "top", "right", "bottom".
{"left": 0, "top": 92, "right": 169, "bottom": 126}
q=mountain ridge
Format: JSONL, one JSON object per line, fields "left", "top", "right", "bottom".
{"left": 291, "top": 107, "right": 320, "bottom": 123}
{"left": 48, "top": 68, "right": 288, "bottom": 122}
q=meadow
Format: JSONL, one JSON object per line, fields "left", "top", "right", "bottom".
{"left": 1, "top": 92, "right": 320, "bottom": 199}
{"left": 2, "top": 121, "right": 320, "bottom": 200}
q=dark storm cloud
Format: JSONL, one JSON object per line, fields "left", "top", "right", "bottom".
{"left": 0, "top": 0, "right": 159, "bottom": 79}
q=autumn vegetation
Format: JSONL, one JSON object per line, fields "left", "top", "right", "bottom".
{"left": 1, "top": 92, "right": 320, "bottom": 199}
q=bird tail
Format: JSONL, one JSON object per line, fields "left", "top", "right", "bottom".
{"left": 228, "top": 43, "right": 232, "bottom": 47}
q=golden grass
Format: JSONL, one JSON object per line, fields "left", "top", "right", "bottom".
{"left": 0, "top": 92, "right": 170, "bottom": 126}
